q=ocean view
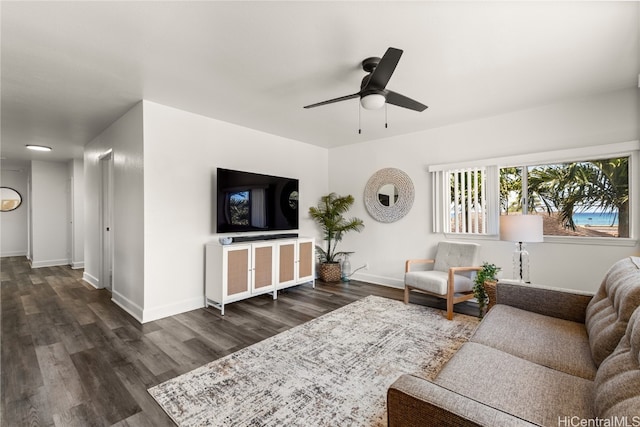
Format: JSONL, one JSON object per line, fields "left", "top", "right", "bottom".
{"left": 573, "top": 212, "right": 618, "bottom": 226}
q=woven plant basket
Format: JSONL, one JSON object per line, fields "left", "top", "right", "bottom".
{"left": 485, "top": 280, "right": 498, "bottom": 312}
{"left": 319, "top": 263, "right": 342, "bottom": 283}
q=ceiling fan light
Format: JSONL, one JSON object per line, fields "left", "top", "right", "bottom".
{"left": 26, "top": 144, "right": 52, "bottom": 152}
{"left": 360, "top": 94, "right": 386, "bottom": 110}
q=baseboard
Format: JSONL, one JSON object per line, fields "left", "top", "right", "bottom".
{"left": 141, "top": 296, "right": 205, "bottom": 323}
{"left": 0, "top": 250, "right": 27, "bottom": 258}
{"left": 350, "top": 272, "right": 404, "bottom": 289}
{"left": 82, "top": 272, "right": 100, "bottom": 289}
{"left": 71, "top": 261, "right": 85, "bottom": 269}
{"left": 111, "top": 291, "right": 144, "bottom": 323}
{"left": 30, "top": 259, "right": 70, "bottom": 268}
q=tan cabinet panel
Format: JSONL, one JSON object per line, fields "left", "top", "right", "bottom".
{"left": 278, "top": 243, "right": 295, "bottom": 284}
{"left": 298, "top": 241, "right": 313, "bottom": 278}
{"left": 254, "top": 246, "right": 274, "bottom": 290}
{"left": 227, "top": 248, "right": 250, "bottom": 295}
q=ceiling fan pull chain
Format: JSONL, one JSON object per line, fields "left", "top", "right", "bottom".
{"left": 358, "top": 102, "right": 362, "bottom": 134}
{"left": 385, "top": 103, "right": 388, "bottom": 128}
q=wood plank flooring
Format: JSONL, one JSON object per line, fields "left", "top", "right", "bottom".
{"left": 1, "top": 256, "right": 478, "bottom": 426}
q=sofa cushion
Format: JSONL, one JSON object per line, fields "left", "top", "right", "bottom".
{"left": 405, "top": 271, "right": 474, "bottom": 295}
{"left": 388, "top": 374, "right": 538, "bottom": 427}
{"left": 434, "top": 342, "right": 594, "bottom": 426}
{"left": 593, "top": 306, "right": 640, "bottom": 418}
{"left": 586, "top": 256, "right": 640, "bottom": 366}
{"left": 471, "top": 304, "right": 596, "bottom": 380}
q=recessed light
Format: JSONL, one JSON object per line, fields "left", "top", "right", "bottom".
{"left": 26, "top": 145, "right": 52, "bottom": 152}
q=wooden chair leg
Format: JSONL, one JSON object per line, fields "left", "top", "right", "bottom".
{"left": 446, "top": 268, "right": 455, "bottom": 320}
{"left": 446, "top": 298, "right": 454, "bottom": 320}
{"left": 404, "top": 286, "right": 410, "bottom": 304}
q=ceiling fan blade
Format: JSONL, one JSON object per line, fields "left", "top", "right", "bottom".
{"left": 386, "top": 91, "right": 428, "bottom": 112}
{"left": 303, "top": 93, "right": 360, "bottom": 109}
{"left": 366, "top": 47, "right": 403, "bottom": 90}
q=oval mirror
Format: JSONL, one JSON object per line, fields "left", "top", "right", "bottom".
{"left": 364, "top": 168, "right": 414, "bottom": 223}
{"left": 1, "top": 187, "right": 22, "bottom": 212}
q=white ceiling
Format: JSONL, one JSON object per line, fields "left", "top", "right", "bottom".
{"left": 1, "top": 1, "right": 638, "bottom": 163}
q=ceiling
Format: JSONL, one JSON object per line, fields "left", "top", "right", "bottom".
{"left": 1, "top": 1, "right": 638, "bottom": 163}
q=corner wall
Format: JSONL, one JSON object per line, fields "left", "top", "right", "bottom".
{"left": 141, "top": 101, "right": 329, "bottom": 322}
{"left": 84, "top": 102, "right": 145, "bottom": 319}
{"left": 329, "top": 88, "right": 640, "bottom": 292}
{"left": 30, "top": 160, "right": 69, "bottom": 267}
{"left": 70, "top": 158, "right": 85, "bottom": 268}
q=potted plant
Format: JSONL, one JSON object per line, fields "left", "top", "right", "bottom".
{"left": 309, "top": 193, "right": 364, "bottom": 282}
{"left": 473, "top": 262, "right": 501, "bottom": 318}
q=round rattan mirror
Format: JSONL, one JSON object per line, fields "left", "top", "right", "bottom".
{"left": 1, "top": 187, "right": 22, "bottom": 212}
{"left": 364, "top": 168, "right": 414, "bottom": 223}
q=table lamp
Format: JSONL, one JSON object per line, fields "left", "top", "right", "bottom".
{"left": 500, "top": 215, "right": 544, "bottom": 282}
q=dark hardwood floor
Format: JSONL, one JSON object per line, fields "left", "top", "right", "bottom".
{"left": 1, "top": 256, "right": 478, "bottom": 426}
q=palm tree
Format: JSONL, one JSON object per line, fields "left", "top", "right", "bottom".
{"left": 526, "top": 158, "right": 629, "bottom": 237}
{"left": 308, "top": 193, "right": 364, "bottom": 263}
{"left": 499, "top": 167, "right": 522, "bottom": 214}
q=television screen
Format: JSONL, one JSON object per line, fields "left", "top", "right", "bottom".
{"left": 216, "top": 168, "right": 299, "bottom": 233}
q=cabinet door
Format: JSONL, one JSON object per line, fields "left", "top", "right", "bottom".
{"left": 224, "top": 245, "right": 251, "bottom": 299}
{"left": 277, "top": 241, "right": 297, "bottom": 289}
{"left": 252, "top": 242, "right": 275, "bottom": 295}
{"left": 297, "top": 238, "right": 315, "bottom": 283}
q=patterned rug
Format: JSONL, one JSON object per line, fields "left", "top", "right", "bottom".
{"left": 148, "top": 295, "right": 479, "bottom": 426}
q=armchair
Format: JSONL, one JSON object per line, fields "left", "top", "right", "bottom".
{"left": 404, "top": 241, "right": 481, "bottom": 320}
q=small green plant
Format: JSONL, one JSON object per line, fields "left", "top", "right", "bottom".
{"left": 473, "top": 262, "right": 501, "bottom": 318}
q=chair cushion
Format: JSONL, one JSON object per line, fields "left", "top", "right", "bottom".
{"left": 471, "top": 304, "right": 596, "bottom": 380}
{"left": 593, "top": 306, "right": 640, "bottom": 419}
{"left": 434, "top": 342, "right": 594, "bottom": 426}
{"left": 585, "top": 256, "right": 640, "bottom": 366}
{"left": 405, "top": 270, "right": 474, "bottom": 296}
{"left": 433, "top": 241, "right": 480, "bottom": 272}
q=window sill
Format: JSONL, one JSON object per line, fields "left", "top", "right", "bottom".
{"left": 443, "top": 233, "right": 499, "bottom": 241}
{"left": 541, "top": 236, "right": 637, "bottom": 247}
{"left": 443, "top": 233, "right": 637, "bottom": 247}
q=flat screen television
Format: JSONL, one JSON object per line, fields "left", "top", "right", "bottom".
{"left": 216, "top": 168, "right": 299, "bottom": 233}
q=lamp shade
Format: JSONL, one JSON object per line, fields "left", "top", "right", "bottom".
{"left": 500, "top": 215, "right": 543, "bottom": 243}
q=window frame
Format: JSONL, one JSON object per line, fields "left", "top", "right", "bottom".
{"left": 429, "top": 140, "right": 639, "bottom": 246}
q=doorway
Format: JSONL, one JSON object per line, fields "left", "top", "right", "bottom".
{"left": 99, "top": 151, "right": 113, "bottom": 292}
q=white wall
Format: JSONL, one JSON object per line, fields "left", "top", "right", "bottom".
{"left": 0, "top": 161, "right": 29, "bottom": 257}
{"left": 141, "top": 101, "right": 329, "bottom": 322}
{"left": 30, "top": 160, "right": 70, "bottom": 267}
{"left": 69, "top": 158, "right": 85, "bottom": 268}
{"left": 329, "top": 88, "right": 640, "bottom": 292}
{"left": 84, "top": 102, "right": 145, "bottom": 318}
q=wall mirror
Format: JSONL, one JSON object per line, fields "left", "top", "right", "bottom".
{"left": 364, "top": 168, "right": 414, "bottom": 223}
{"left": 1, "top": 187, "right": 22, "bottom": 212}
{"left": 377, "top": 184, "right": 399, "bottom": 206}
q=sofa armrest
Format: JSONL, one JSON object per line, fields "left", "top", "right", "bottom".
{"left": 496, "top": 280, "right": 594, "bottom": 323}
{"left": 387, "top": 374, "right": 536, "bottom": 427}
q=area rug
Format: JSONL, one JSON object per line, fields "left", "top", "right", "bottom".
{"left": 148, "top": 295, "right": 479, "bottom": 426}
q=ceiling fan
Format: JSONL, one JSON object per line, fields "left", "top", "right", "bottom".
{"left": 303, "top": 47, "right": 428, "bottom": 112}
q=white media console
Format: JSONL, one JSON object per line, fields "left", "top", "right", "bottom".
{"left": 205, "top": 237, "right": 315, "bottom": 315}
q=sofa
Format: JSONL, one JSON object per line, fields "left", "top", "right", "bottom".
{"left": 388, "top": 256, "right": 640, "bottom": 426}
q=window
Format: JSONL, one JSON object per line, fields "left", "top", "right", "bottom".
{"left": 430, "top": 141, "right": 638, "bottom": 242}
{"left": 431, "top": 165, "right": 499, "bottom": 235}
{"left": 227, "top": 191, "right": 250, "bottom": 225}
{"left": 436, "top": 167, "right": 488, "bottom": 234}
{"left": 500, "top": 157, "right": 629, "bottom": 238}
